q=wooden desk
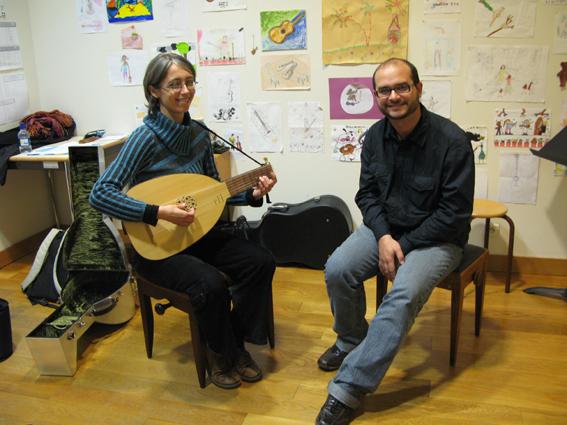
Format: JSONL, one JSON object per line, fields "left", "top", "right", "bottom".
{"left": 8, "top": 136, "right": 126, "bottom": 171}
{"left": 8, "top": 136, "right": 127, "bottom": 227}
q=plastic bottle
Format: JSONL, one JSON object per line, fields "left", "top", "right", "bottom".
{"left": 18, "top": 122, "right": 32, "bottom": 153}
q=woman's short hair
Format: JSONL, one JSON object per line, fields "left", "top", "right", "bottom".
{"left": 143, "top": 53, "right": 196, "bottom": 115}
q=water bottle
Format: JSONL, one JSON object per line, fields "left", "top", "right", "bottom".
{"left": 18, "top": 122, "right": 32, "bottom": 153}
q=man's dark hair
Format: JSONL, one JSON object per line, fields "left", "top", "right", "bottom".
{"left": 372, "top": 58, "right": 420, "bottom": 93}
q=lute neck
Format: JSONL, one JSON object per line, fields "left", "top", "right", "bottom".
{"left": 225, "top": 164, "right": 273, "bottom": 196}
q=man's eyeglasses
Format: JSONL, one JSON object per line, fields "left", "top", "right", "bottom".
{"left": 375, "top": 83, "right": 413, "bottom": 98}
{"left": 162, "top": 79, "right": 197, "bottom": 92}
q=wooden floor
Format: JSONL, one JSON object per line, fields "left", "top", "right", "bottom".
{"left": 1, "top": 255, "right": 567, "bottom": 425}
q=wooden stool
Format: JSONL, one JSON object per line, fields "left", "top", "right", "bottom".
{"left": 472, "top": 199, "right": 515, "bottom": 293}
{"left": 376, "top": 244, "right": 489, "bottom": 366}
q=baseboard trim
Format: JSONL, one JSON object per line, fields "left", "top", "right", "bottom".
{"left": 489, "top": 254, "right": 567, "bottom": 276}
{"left": 0, "top": 230, "right": 50, "bottom": 269}
{"left": 2, "top": 234, "right": 566, "bottom": 276}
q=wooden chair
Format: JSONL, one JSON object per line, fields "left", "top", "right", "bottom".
{"left": 135, "top": 273, "right": 210, "bottom": 387}
{"left": 376, "top": 244, "right": 489, "bottom": 366}
{"left": 133, "top": 265, "right": 276, "bottom": 388}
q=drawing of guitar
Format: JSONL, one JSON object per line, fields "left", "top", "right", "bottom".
{"left": 124, "top": 163, "right": 273, "bottom": 260}
{"left": 268, "top": 11, "right": 305, "bottom": 44}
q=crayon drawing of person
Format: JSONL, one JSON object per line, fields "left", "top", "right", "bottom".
{"left": 121, "top": 54, "right": 132, "bottom": 83}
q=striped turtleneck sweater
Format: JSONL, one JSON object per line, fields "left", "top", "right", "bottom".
{"left": 89, "top": 111, "right": 259, "bottom": 225}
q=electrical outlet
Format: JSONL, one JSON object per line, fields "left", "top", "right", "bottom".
{"left": 489, "top": 222, "right": 500, "bottom": 232}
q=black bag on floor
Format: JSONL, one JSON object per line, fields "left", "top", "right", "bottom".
{"left": 247, "top": 195, "right": 353, "bottom": 269}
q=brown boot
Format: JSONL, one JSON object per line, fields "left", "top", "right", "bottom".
{"left": 207, "top": 349, "right": 241, "bottom": 389}
{"left": 235, "top": 349, "right": 263, "bottom": 383}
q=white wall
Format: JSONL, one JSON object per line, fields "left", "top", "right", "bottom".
{"left": 0, "top": 0, "right": 53, "bottom": 251}
{"left": 2, "top": 0, "right": 566, "bottom": 261}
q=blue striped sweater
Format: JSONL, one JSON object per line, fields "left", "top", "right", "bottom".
{"left": 89, "top": 111, "right": 257, "bottom": 224}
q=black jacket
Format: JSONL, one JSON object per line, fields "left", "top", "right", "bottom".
{"left": 355, "top": 106, "right": 474, "bottom": 254}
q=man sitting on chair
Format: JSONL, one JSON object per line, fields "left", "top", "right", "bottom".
{"left": 315, "top": 58, "right": 474, "bottom": 424}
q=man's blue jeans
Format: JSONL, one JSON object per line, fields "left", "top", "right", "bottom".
{"left": 324, "top": 224, "right": 463, "bottom": 409}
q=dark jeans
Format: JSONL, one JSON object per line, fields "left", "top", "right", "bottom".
{"left": 135, "top": 227, "right": 275, "bottom": 362}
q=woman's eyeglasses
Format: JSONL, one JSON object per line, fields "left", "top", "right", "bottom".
{"left": 162, "top": 79, "right": 197, "bottom": 92}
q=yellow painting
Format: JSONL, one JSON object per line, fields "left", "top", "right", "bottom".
{"left": 322, "top": 0, "right": 408, "bottom": 65}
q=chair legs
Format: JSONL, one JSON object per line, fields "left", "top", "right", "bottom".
{"left": 474, "top": 262, "right": 487, "bottom": 336}
{"left": 267, "top": 284, "right": 275, "bottom": 349}
{"left": 449, "top": 283, "right": 465, "bottom": 367}
{"left": 482, "top": 215, "right": 515, "bottom": 293}
{"left": 187, "top": 314, "right": 209, "bottom": 388}
{"left": 138, "top": 292, "right": 154, "bottom": 359}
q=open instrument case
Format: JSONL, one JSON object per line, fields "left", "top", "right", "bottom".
{"left": 26, "top": 145, "right": 135, "bottom": 376}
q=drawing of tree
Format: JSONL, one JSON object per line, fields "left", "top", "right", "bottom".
{"left": 359, "top": 1, "right": 376, "bottom": 47}
{"left": 330, "top": 7, "right": 355, "bottom": 28}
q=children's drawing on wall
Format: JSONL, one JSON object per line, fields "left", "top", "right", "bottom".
{"left": 331, "top": 125, "right": 368, "bottom": 162}
{"left": 466, "top": 46, "right": 547, "bottom": 102}
{"left": 246, "top": 102, "right": 283, "bottom": 153}
{"left": 498, "top": 152, "right": 539, "bottom": 204}
{"left": 474, "top": 0, "right": 536, "bottom": 38}
{"left": 197, "top": 28, "right": 245, "bottom": 66}
{"left": 464, "top": 125, "right": 489, "bottom": 164}
{"left": 107, "top": 50, "right": 148, "bottom": 86}
{"left": 493, "top": 108, "right": 551, "bottom": 149}
{"left": 421, "top": 80, "right": 451, "bottom": 118}
{"left": 106, "top": 0, "right": 153, "bottom": 23}
{"left": 121, "top": 25, "right": 143, "bottom": 49}
{"left": 422, "top": 20, "right": 460, "bottom": 76}
{"left": 202, "top": 0, "right": 246, "bottom": 12}
{"left": 154, "top": 41, "right": 197, "bottom": 65}
{"left": 424, "top": 0, "right": 461, "bottom": 14}
{"left": 206, "top": 71, "right": 241, "bottom": 123}
{"left": 155, "top": 0, "right": 189, "bottom": 37}
{"left": 260, "top": 9, "right": 307, "bottom": 52}
{"left": 322, "top": 0, "right": 409, "bottom": 64}
{"left": 76, "top": 0, "right": 107, "bottom": 33}
{"left": 329, "top": 77, "right": 383, "bottom": 120}
{"left": 554, "top": 12, "right": 567, "bottom": 54}
{"left": 288, "top": 101, "right": 324, "bottom": 153}
{"left": 260, "top": 54, "right": 310, "bottom": 90}
{"left": 223, "top": 126, "right": 246, "bottom": 160}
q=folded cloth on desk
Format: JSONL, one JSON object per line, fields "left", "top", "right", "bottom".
{"left": 22, "top": 110, "right": 76, "bottom": 145}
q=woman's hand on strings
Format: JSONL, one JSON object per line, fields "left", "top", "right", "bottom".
{"left": 252, "top": 172, "right": 277, "bottom": 199}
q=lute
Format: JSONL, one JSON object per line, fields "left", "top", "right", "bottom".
{"left": 123, "top": 163, "right": 273, "bottom": 260}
